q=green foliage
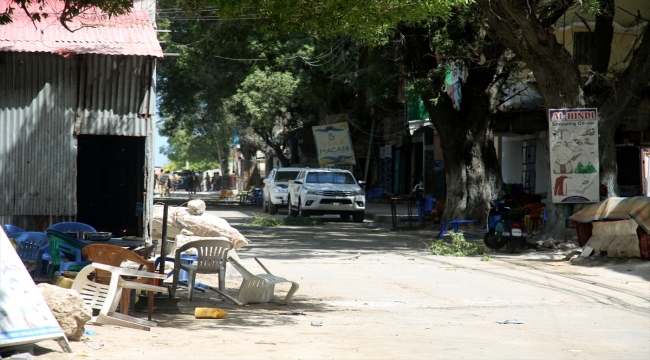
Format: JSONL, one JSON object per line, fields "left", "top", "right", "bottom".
{"left": 207, "top": 0, "right": 469, "bottom": 45}
{"left": 246, "top": 213, "right": 325, "bottom": 226}
{"left": 426, "top": 232, "right": 486, "bottom": 257}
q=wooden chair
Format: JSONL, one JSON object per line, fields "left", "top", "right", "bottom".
{"left": 519, "top": 203, "right": 546, "bottom": 231}
{"left": 82, "top": 244, "right": 158, "bottom": 321}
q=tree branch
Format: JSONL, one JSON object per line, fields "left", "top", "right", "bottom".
{"left": 538, "top": 0, "right": 576, "bottom": 28}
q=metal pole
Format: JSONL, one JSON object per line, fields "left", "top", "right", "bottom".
{"left": 363, "top": 117, "right": 376, "bottom": 190}
{"left": 159, "top": 203, "right": 168, "bottom": 275}
{"left": 422, "top": 132, "right": 426, "bottom": 195}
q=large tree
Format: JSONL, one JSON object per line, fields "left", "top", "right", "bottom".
{"left": 474, "top": 0, "right": 650, "bottom": 238}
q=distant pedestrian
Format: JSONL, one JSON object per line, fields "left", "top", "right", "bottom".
{"left": 172, "top": 173, "right": 180, "bottom": 192}
{"left": 409, "top": 175, "right": 425, "bottom": 224}
{"left": 213, "top": 172, "right": 222, "bottom": 190}
{"left": 205, "top": 173, "right": 211, "bottom": 191}
{"left": 159, "top": 170, "right": 171, "bottom": 197}
{"left": 186, "top": 171, "right": 195, "bottom": 194}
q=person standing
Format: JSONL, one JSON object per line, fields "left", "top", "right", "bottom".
{"left": 213, "top": 171, "right": 222, "bottom": 190}
{"left": 159, "top": 170, "right": 171, "bottom": 197}
{"left": 408, "top": 175, "right": 425, "bottom": 225}
{"left": 172, "top": 173, "right": 180, "bottom": 193}
{"left": 186, "top": 171, "right": 195, "bottom": 194}
{"left": 205, "top": 172, "right": 211, "bottom": 191}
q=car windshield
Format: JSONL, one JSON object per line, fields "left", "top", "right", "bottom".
{"left": 305, "top": 172, "right": 356, "bottom": 184}
{"left": 275, "top": 171, "right": 301, "bottom": 182}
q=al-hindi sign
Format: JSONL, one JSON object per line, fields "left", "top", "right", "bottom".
{"left": 312, "top": 122, "right": 356, "bottom": 166}
{"left": 548, "top": 108, "right": 599, "bottom": 203}
{"left": 0, "top": 231, "right": 72, "bottom": 352}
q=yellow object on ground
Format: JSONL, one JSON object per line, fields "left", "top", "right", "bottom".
{"left": 54, "top": 276, "right": 74, "bottom": 289}
{"left": 194, "top": 307, "right": 228, "bottom": 319}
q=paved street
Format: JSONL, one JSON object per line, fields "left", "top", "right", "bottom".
{"left": 36, "top": 205, "right": 650, "bottom": 359}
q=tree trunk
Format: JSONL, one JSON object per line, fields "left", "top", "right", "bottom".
{"left": 476, "top": 0, "right": 586, "bottom": 240}
{"left": 260, "top": 133, "right": 291, "bottom": 167}
{"left": 416, "top": 66, "right": 504, "bottom": 224}
{"left": 476, "top": 0, "right": 650, "bottom": 240}
{"left": 400, "top": 22, "right": 504, "bottom": 224}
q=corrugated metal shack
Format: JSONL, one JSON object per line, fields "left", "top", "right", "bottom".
{"left": 0, "top": 0, "right": 163, "bottom": 240}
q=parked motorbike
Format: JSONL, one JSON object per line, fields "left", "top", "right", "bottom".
{"left": 484, "top": 200, "right": 529, "bottom": 253}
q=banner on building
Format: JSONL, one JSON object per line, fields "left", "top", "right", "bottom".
{"left": 548, "top": 108, "right": 599, "bottom": 203}
{"left": 312, "top": 122, "right": 356, "bottom": 166}
{"left": 0, "top": 231, "right": 71, "bottom": 352}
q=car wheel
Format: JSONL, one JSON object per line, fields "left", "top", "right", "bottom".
{"left": 353, "top": 211, "right": 365, "bottom": 223}
{"left": 263, "top": 197, "right": 269, "bottom": 213}
{"left": 298, "top": 199, "right": 310, "bottom": 217}
{"left": 269, "top": 202, "right": 278, "bottom": 215}
{"left": 287, "top": 196, "right": 298, "bottom": 217}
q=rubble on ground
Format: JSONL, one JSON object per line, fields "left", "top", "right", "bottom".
{"left": 151, "top": 201, "right": 249, "bottom": 256}
{"left": 37, "top": 283, "right": 92, "bottom": 341}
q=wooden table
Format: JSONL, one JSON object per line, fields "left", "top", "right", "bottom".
{"left": 390, "top": 197, "right": 414, "bottom": 231}
{"left": 81, "top": 238, "right": 152, "bottom": 249}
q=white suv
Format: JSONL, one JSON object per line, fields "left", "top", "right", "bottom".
{"left": 287, "top": 168, "right": 366, "bottom": 222}
{"left": 263, "top": 167, "right": 303, "bottom": 215}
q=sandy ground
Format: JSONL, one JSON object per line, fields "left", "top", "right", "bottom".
{"left": 26, "top": 207, "right": 650, "bottom": 360}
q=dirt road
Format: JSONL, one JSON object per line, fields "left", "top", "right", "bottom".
{"left": 33, "top": 207, "right": 650, "bottom": 359}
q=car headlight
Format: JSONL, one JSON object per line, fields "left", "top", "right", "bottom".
{"left": 274, "top": 187, "right": 288, "bottom": 193}
{"left": 305, "top": 189, "right": 321, "bottom": 195}
{"left": 352, "top": 189, "right": 365, "bottom": 195}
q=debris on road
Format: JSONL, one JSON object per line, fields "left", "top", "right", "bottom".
{"left": 496, "top": 319, "right": 524, "bottom": 324}
{"left": 311, "top": 321, "right": 323, "bottom": 326}
{"left": 84, "top": 341, "right": 104, "bottom": 350}
{"left": 279, "top": 312, "right": 306, "bottom": 316}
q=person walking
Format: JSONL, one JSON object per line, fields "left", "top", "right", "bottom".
{"left": 159, "top": 170, "right": 171, "bottom": 197}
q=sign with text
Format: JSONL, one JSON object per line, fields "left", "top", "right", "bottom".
{"left": 0, "top": 231, "right": 71, "bottom": 352}
{"left": 312, "top": 122, "right": 356, "bottom": 166}
{"left": 548, "top": 108, "right": 599, "bottom": 203}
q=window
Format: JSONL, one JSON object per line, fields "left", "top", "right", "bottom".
{"left": 275, "top": 171, "right": 301, "bottom": 182}
{"left": 522, "top": 140, "right": 536, "bottom": 190}
{"left": 305, "top": 172, "right": 356, "bottom": 184}
{"left": 573, "top": 32, "right": 595, "bottom": 65}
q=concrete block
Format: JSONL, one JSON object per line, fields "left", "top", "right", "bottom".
{"left": 585, "top": 235, "right": 616, "bottom": 252}
{"left": 606, "top": 235, "right": 641, "bottom": 258}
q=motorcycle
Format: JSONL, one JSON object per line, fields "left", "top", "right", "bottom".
{"left": 484, "top": 200, "right": 528, "bottom": 253}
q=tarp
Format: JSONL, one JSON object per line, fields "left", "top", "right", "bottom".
{"left": 569, "top": 196, "right": 650, "bottom": 233}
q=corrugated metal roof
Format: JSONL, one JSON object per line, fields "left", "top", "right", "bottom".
{"left": 0, "top": 0, "right": 163, "bottom": 57}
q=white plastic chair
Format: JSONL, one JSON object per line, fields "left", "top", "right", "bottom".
{"left": 171, "top": 239, "right": 232, "bottom": 302}
{"left": 71, "top": 263, "right": 168, "bottom": 331}
{"left": 212, "top": 257, "right": 299, "bottom": 306}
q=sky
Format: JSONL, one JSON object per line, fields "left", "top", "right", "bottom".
{"left": 154, "top": 125, "right": 169, "bottom": 167}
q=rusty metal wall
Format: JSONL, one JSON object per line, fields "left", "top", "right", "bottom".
{"left": 75, "top": 54, "right": 154, "bottom": 136}
{"left": 0, "top": 52, "right": 155, "bottom": 232}
{"left": 0, "top": 52, "right": 79, "bottom": 219}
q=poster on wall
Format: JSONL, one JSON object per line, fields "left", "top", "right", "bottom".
{"left": 312, "top": 122, "right": 356, "bottom": 166}
{"left": 0, "top": 232, "right": 71, "bottom": 352}
{"left": 549, "top": 108, "right": 600, "bottom": 203}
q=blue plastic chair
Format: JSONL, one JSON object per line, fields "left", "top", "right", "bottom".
{"left": 3, "top": 224, "right": 25, "bottom": 236}
{"left": 249, "top": 188, "right": 264, "bottom": 206}
{"left": 46, "top": 222, "right": 97, "bottom": 233}
{"left": 366, "top": 188, "right": 384, "bottom": 203}
{"left": 417, "top": 197, "right": 436, "bottom": 223}
{"left": 15, "top": 232, "right": 51, "bottom": 278}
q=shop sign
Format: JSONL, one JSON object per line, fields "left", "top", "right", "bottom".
{"left": 548, "top": 108, "right": 599, "bottom": 203}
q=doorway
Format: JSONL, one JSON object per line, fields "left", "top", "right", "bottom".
{"left": 76, "top": 135, "right": 145, "bottom": 236}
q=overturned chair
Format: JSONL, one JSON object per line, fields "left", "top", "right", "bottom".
{"left": 212, "top": 257, "right": 299, "bottom": 306}
{"left": 71, "top": 263, "right": 168, "bottom": 331}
